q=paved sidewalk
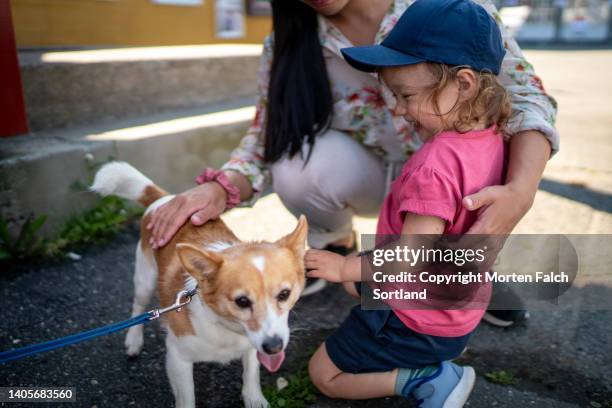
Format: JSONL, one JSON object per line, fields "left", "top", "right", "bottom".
{"left": 1, "top": 222, "right": 609, "bottom": 407}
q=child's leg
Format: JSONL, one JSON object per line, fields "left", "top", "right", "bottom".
{"left": 309, "top": 341, "right": 475, "bottom": 407}
{"left": 309, "top": 307, "right": 474, "bottom": 404}
{"left": 308, "top": 343, "right": 397, "bottom": 399}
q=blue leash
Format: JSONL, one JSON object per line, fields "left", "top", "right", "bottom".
{"left": 0, "top": 288, "right": 197, "bottom": 365}
{"left": 0, "top": 313, "right": 151, "bottom": 364}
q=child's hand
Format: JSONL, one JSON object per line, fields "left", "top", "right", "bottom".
{"left": 304, "top": 249, "right": 347, "bottom": 283}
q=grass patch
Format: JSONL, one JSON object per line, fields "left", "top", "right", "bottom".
{"left": 0, "top": 196, "right": 143, "bottom": 266}
{"left": 484, "top": 370, "right": 518, "bottom": 386}
{"left": 0, "top": 214, "right": 47, "bottom": 262}
{"left": 263, "top": 363, "right": 317, "bottom": 408}
{"left": 0, "top": 150, "right": 144, "bottom": 266}
{"left": 45, "top": 196, "right": 143, "bottom": 257}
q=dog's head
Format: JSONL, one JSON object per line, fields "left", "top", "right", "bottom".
{"left": 176, "top": 215, "right": 308, "bottom": 372}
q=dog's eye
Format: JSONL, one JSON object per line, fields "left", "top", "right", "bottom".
{"left": 277, "top": 289, "right": 291, "bottom": 302}
{"left": 235, "top": 296, "right": 252, "bottom": 309}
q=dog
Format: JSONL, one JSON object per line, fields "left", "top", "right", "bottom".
{"left": 91, "top": 162, "right": 307, "bottom": 408}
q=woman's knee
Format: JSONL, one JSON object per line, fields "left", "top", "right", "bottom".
{"left": 271, "top": 157, "right": 318, "bottom": 207}
{"left": 271, "top": 131, "right": 344, "bottom": 197}
{"left": 272, "top": 129, "right": 385, "bottom": 210}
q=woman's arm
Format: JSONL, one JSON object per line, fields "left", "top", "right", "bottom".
{"left": 219, "top": 35, "right": 275, "bottom": 205}
{"left": 148, "top": 36, "right": 274, "bottom": 248}
{"left": 464, "top": 0, "right": 559, "bottom": 234}
{"left": 475, "top": 0, "right": 559, "bottom": 152}
{"left": 463, "top": 130, "right": 550, "bottom": 234}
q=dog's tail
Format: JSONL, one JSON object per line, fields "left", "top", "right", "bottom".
{"left": 91, "top": 161, "right": 168, "bottom": 207}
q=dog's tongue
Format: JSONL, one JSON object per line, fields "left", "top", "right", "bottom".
{"left": 257, "top": 351, "right": 285, "bottom": 372}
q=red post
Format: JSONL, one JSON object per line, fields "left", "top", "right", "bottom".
{"left": 0, "top": 0, "right": 28, "bottom": 137}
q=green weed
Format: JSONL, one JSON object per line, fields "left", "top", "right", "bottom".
{"left": 44, "top": 196, "right": 143, "bottom": 257}
{"left": 263, "top": 364, "right": 317, "bottom": 408}
{"left": 484, "top": 370, "right": 518, "bottom": 386}
{"left": 0, "top": 196, "right": 142, "bottom": 265}
{"left": 0, "top": 214, "right": 47, "bottom": 261}
{"left": 1, "top": 149, "right": 144, "bottom": 265}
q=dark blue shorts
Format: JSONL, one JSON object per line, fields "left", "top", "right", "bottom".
{"left": 325, "top": 284, "right": 472, "bottom": 374}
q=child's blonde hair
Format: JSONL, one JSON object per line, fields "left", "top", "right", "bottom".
{"left": 423, "top": 62, "right": 511, "bottom": 135}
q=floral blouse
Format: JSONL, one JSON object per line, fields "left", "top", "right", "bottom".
{"left": 221, "top": 0, "right": 559, "bottom": 205}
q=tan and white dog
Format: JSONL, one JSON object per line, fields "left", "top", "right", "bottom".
{"left": 91, "top": 162, "right": 307, "bottom": 408}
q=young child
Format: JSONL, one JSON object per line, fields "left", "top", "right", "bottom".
{"left": 303, "top": 0, "right": 511, "bottom": 406}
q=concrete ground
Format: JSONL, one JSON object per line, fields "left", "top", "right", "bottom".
{"left": 1, "top": 49, "right": 611, "bottom": 407}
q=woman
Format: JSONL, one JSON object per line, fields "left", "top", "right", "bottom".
{"left": 148, "top": 0, "right": 558, "bottom": 321}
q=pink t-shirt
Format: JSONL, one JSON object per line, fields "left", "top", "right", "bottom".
{"left": 376, "top": 126, "right": 506, "bottom": 337}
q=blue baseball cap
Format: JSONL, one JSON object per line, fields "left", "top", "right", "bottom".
{"left": 341, "top": 0, "right": 505, "bottom": 75}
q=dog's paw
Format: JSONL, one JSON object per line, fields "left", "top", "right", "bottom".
{"left": 242, "top": 391, "right": 269, "bottom": 408}
{"left": 124, "top": 326, "right": 144, "bottom": 357}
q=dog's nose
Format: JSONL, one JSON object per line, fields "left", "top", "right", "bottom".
{"left": 262, "top": 336, "right": 283, "bottom": 354}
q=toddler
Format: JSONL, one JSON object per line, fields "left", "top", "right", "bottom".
{"left": 304, "top": 0, "right": 511, "bottom": 406}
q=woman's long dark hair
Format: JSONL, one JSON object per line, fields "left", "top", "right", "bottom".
{"left": 264, "top": 0, "right": 333, "bottom": 164}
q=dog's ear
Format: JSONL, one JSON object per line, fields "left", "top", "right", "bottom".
{"left": 176, "top": 243, "right": 223, "bottom": 280}
{"left": 277, "top": 215, "right": 308, "bottom": 260}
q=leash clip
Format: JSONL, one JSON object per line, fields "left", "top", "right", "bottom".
{"left": 148, "top": 288, "right": 197, "bottom": 320}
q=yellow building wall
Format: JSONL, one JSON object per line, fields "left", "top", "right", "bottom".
{"left": 11, "top": 0, "right": 272, "bottom": 48}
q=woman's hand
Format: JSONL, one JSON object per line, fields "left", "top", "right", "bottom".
{"left": 464, "top": 130, "right": 551, "bottom": 235}
{"left": 147, "top": 182, "right": 228, "bottom": 249}
{"left": 462, "top": 182, "right": 535, "bottom": 235}
{"left": 304, "top": 249, "right": 348, "bottom": 283}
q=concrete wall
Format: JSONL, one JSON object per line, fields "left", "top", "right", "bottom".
{"left": 11, "top": 0, "right": 271, "bottom": 47}
{"left": 19, "top": 45, "right": 263, "bottom": 131}
{"left": 1, "top": 44, "right": 262, "bottom": 238}
{"left": 0, "top": 109, "right": 253, "bottom": 236}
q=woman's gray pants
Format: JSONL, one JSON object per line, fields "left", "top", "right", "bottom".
{"left": 270, "top": 129, "right": 390, "bottom": 249}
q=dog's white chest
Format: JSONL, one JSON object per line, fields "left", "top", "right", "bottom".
{"left": 167, "top": 297, "right": 252, "bottom": 364}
